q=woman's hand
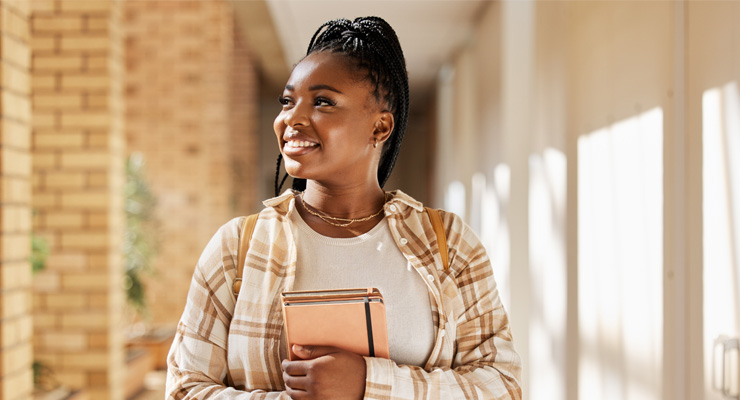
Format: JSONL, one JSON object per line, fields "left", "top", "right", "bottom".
{"left": 282, "top": 345, "right": 367, "bottom": 400}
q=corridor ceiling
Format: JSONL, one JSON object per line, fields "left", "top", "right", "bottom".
{"left": 231, "top": 0, "right": 488, "bottom": 96}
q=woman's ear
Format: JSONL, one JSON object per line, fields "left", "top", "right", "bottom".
{"left": 372, "top": 112, "right": 395, "bottom": 146}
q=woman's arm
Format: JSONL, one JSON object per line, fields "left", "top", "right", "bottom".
{"left": 165, "top": 219, "right": 289, "bottom": 399}
{"left": 362, "top": 213, "right": 522, "bottom": 400}
{"left": 362, "top": 307, "right": 520, "bottom": 400}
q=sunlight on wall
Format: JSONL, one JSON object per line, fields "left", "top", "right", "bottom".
{"left": 529, "top": 148, "right": 567, "bottom": 400}
{"left": 469, "top": 167, "right": 512, "bottom": 310}
{"left": 703, "top": 82, "right": 740, "bottom": 398}
{"left": 487, "top": 165, "right": 512, "bottom": 310}
{"left": 578, "top": 107, "right": 663, "bottom": 400}
{"left": 471, "top": 173, "right": 486, "bottom": 235}
{"left": 445, "top": 180, "right": 467, "bottom": 221}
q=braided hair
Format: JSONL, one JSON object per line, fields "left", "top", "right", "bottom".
{"left": 274, "top": 16, "right": 410, "bottom": 195}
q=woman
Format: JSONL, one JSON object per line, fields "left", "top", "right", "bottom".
{"left": 167, "top": 16, "right": 521, "bottom": 399}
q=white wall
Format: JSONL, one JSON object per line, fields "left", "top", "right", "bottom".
{"left": 431, "top": 1, "right": 738, "bottom": 399}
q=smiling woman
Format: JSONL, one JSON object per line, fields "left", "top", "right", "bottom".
{"left": 274, "top": 51, "right": 393, "bottom": 196}
{"left": 166, "top": 16, "right": 522, "bottom": 400}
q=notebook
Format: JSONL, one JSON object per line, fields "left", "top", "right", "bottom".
{"left": 281, "top": 287, "right": 390, "bottom": 361}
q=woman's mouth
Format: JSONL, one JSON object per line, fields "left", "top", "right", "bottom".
{"left": 285, "top": 140, "right": 317, "bottom": 148}
{"left": 283, "top": 140, "right": 318, "bottom": 156}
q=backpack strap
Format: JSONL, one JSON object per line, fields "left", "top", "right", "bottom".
{"left": 425, "top": 207, "right": 449, "bottom": 271}
{"left": 233, "top": 214, "right": 259, "bottom": 297}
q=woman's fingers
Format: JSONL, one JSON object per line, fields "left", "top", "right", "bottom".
{"left": 284, "top": 383, "right": 308, "bottom": 399}
{"left": 291, "top": 344, "right": 340, "bottom": 360}
{"left": 283, "top": 371, "right": 309, "bottom": 390}
{"left": 281, "top": 359, "right": 308, "bottom": 376}
{"left": 280, "top": 348, "right": 366, "bottom": 400}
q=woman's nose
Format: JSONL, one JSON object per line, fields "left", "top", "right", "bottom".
{"left": 284, "top": 103, "right": 309, "bottom": 127}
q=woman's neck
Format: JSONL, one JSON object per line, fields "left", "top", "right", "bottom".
{"left": 301, "top": 181, "right": 386, "bottom": 218}
{"left": 296, "top": 181, "right": 388, "bottom": 238}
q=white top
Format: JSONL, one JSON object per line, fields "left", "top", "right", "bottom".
{"left": 288, "top": 210, "right": 435, "bottom": 367}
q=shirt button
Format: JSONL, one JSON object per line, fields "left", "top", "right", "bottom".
{"left": 389, "top": 205, "right": 398, "bottom": 212}
{"left": 400, "top": 238, "right": 408, "bottom": 245}
{"left": 426, "top": 274, "right": 434, "bottom": 282}
{"left": 440, "top": 329, "right": 446, "bottom": 337}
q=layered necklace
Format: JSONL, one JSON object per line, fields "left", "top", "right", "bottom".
{"left": 299, "top": 192, "right": 388, "bottom": 227}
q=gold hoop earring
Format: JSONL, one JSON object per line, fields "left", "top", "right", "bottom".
{"left": 373, "top": 139, "right": 378, "bottom": 149}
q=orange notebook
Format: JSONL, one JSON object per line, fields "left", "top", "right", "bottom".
{"left": 281, "top": 288, "right": 390, "bottom": 361}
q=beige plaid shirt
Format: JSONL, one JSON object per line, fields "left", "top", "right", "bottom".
{"left": 166, "top": 190, "right": 522, "bottom": 399}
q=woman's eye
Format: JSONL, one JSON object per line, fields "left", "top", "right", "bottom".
{"left": 315, "top": 97, "right": 335, "bottom": 107}
{"left": 278, "top": 95, "right": 291, "bottom": 105}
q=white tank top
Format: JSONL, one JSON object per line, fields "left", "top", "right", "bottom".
{"left": 287, "top": 211, "right": 435, "bottom": 367}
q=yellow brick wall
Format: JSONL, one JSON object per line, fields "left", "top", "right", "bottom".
{"left": 0, "top": 0, "right": 33, "bottom": 398}
{"left": 230, "top": 23, "right": 260, "bottom": 216}
{"left": 124, "top": 0, "right": 259, "bottom": 328}
{"left": 30, "top": 1, "right": 125, "bottom": 399}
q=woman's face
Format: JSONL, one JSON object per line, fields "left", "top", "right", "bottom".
{"left": 274, "top": 51, "right": 392, "bottom": 187}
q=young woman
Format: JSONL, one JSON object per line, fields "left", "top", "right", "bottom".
{"left": 167, "top": 16, "right": 521, "bottom": 400}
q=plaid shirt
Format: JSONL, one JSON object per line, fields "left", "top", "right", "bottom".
{"left": 166, "top": 190, "right": 522, "bottom": 399}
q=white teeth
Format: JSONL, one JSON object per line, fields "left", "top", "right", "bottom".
{"left": 285, "top": 140, "right": 317, "bottom": 148}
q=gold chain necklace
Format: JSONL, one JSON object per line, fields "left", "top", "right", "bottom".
{"left": 299, "top": 192, "right": 388, "bottom": 227}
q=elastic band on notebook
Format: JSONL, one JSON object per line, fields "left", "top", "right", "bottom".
{"left": 364, "top": 296, "right": 375, "bottom": 357}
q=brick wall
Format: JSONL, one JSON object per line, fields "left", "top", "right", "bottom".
{"left": 0, "top": 1, "right": 33, "bottom": 398}
{"left": 230, "top": 24, "right": 259, "bottom": 215}
{"left": 124, "top": 0, "right": 259, "bottom": 328}
{"left": 30, "top": 1, "right": 126, "bottom": 398}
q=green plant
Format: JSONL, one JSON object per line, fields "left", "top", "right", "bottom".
{"left": 31, "top": 219, "right": 54, "bottom": 391}
{"left": 124, "top": 152, "right": 159, "bottom": 318}
{"left": 30, "top": 234, "right": 50, "bottom": 274}
{"left": 33, "top": 360, "right": 57, "bottom": 390}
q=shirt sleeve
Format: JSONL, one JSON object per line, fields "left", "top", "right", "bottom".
{"left": 165, "top": 218, "right": 290, "bottom": 400}
{"left": 363, "top": 212, "right": 522, "bottom": 399}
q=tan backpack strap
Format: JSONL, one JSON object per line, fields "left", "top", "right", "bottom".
{"left": 425, "top": 207, "right": 449, "bottom": 271}
{"left": 234, "top": 214, "right": 259, "bottom": 297}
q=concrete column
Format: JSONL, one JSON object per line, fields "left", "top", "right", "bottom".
{"left": 501, "top": 1, "right": 535, "bottom": 397}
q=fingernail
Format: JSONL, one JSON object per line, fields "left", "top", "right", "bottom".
{"left": 294, "top": 344, "right": 303, "bottom": 352}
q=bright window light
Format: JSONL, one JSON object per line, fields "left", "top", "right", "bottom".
{"left": 471, "top": 172, "right": 487, "bottom": 235}
{"left": 486, "top": 164, "right": 511, "bottom": 309}
{"left": 445, "top": 180, "right": 467, "bottom": 221}
{"left": 703, "top": 81, "right": 740, "bottom": 395}
{"left": 529, "top": 148, "right": 567, "bottom": 400}
{"left": 578, "top": 107, "right": 663, "bottom": 400}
